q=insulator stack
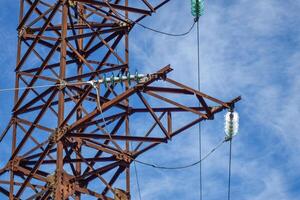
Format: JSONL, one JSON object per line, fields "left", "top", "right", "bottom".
{"left": 90, "top": 72, "right": 147, "bottom": 88}
{"left": 191, "top": 0, "right": 204, "bottom": 17}
{"left": 225, "top": 111, "right": 239, "bottom": 139}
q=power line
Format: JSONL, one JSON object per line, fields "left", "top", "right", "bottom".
{"left": 129, "top": 19, "right": 143, "bottom": 200}
{"left": 134, "top": 139, "right": 225, "bottom": 170}
{"left": 0, "top": 72, "right": 147, "bottom": 93}
{"left": 107, "top": 6, "right": 196, "bottom": 37}
{"left": 0, "top": 81, "right": 88, "bottom": 93}
{"left": 196, "top": 18, "right": 203, "bottom": 200}
{"left": 135, "top": 20, "right": 196, "bottom": 37}
{"left": 133, "top": 155, "right": 142, "bottom": 200}
{"left": 227, "top": 139, "right": 233, "bottom": 200}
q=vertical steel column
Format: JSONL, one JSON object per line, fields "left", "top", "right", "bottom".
{"left": 56, "top": 1, "right": 68, "bottom": 199}
{"left": 75, "top": 3, "right": 84, "bottom": 200}
{"left": 124, "top": 0, "right": 131, "bottom": 198}
{"left": 10, "top": 1, "right": 24, "bottom": 199}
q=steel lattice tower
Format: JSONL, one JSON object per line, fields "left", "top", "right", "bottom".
{"left": 0, "top": 0, "right": 240, "bottom": 199}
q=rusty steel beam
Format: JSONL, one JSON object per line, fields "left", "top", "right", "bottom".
{"left": 67, "top": 133, "right": 168, "bottom": 143}
{"left": 73, "top": 0, "right": 152, "bottom": 15}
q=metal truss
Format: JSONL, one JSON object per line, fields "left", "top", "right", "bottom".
{"left": 0, "top": 0, "right": 240, "bottom": 199}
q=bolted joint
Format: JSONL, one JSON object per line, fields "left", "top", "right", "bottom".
{"left": 17, "top": 26, "right": 27, "bottom": 38}
{"left": 57, "top": 80, "right": 67, "bottom": 90}
{"left": 46, "top": 171, "right": 62, "bottom": 199}
{"left": 11, "top": 117, "right": 17, "bottom": 124}
{"left": 46, "top": 173, "right": 56, "bottom": 192}
{"left": 145, "top": 73, "right": 166, "bottom": 83}
{"left": 118, "top": 19, "right": 132, "bottom": 28}
{"left": 153, "top": 67, "right": 172, "bottom": 81}
{"left": 115, "top": 152, "right": 132, "bottom": 164}
{"left": 47, "top": 170, "right": 75, "bottom": 199}
{"left": 138, "top": 74, "right": 150, "bottom": 84}
{"left": 114, "top": 188, "right": 130, "bottom": 200}
{"left": 118, "top": 21, "right": 127, "bottom": 28}
{"left": 158, "top": 73, "right": 167, "bottom": 81}
{"left": 68, "top": 0, "right": 77, "bottom": 7}
{"left": 18, "top": 26, "right": 34, "bottom": 38}
{"left": 9, "top": 157, "right": 22, "bottom": 172}
{"left": 49, "top": 126, "right": 69, "bottom": 143}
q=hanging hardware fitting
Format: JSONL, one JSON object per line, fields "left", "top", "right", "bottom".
{"left": 224, "top": 109, "right": 239, "bottom": 141}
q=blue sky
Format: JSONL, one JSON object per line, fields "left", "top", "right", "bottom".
{"left": 0, "top": 0, "right": 300, "bottom": 200}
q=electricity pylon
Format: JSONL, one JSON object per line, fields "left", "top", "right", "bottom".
{"left": 0, "top": 0, "right": 240, "bottom": 199}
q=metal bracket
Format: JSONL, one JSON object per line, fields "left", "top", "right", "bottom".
{"left": 18, "top": 26, "right": 27, "bottom": 38}
{"left": 11, "top": 117, "right": 17, "bottom": 124}
{"left": 225, "top": 135, "right": 232, "bottom": 142}
{"left": 138, "top": 74, "right": 150, "bottom": 84}
{"left": 115, "top": 152, "right": 132, "bottom": 164}
{"left": 118, "top": 19, "right": 132, "bottom": 30}
{"left": 9, "top": 157, "right": 22, "bottom": 172}
{"left": 57, "top": 80, "right": 67, "bottom": 90}
{"left": 17, "top": 26, "right": 34, "bottom": 38}
{"left": 114, "top": 188, "right": 130, "bottom": 200}
{"left": 49, "top": 126, "right": 69, "bottom": 143}
{"left": 68, "top": 0, "right": 77, "bottom": 7}
{"left": 87, "top": 80, "right": 98, "bottom": 89}
{"left": 46, "top": 170, "right": 75, "bottom": 199}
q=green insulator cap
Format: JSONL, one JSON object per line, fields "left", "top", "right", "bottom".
{"left": 127, "top": 72, "right": 131, "bottom": 86}
{"left": 111, "top": 73, "right": 115, "bottom": 86}
{"left": 119, "top": 74, "right": 124, "bottom": 87}
{"left": 103, "top": 74, "right": 107, "bottom": 87}
{"left": 135, "top": 70, "right": 139, "bottom": 84}
{"left": 191, "top": 0, "right": 204, "bottom": 17}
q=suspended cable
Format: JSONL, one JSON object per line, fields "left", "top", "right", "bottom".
{"left": 224, "top": 109, "right": 239, "bottom": 200}
{"left": 0, "top": 71, "right": 149, "bottom": 93}
{"left": 191, "top": 0, "right": 205, "bottom": 198}
{"left": 134, "top": 20, "right": 196, "bottom": 37}
{"left": 89, "top": 81, "right": 115, "bottom": 143}
{"left": 128, "top": 19, "right": 143, "bottom": 200}
{"left": 0, "top": 81, "right": 87, "bottom": 93}
{"left": 227, "top": 139, "right": 233, "bottom": 200}
{"left": 106, "top": 7, "right": 196, "bottom": 37}
{"left": 134, "top": 139, "right": 225, "bottom": 170}
{"left": 132, "top": 146, "right": 142, "bottom": 200}
{"left": 196, "top": 17, "right": 203, "bottom": 200}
